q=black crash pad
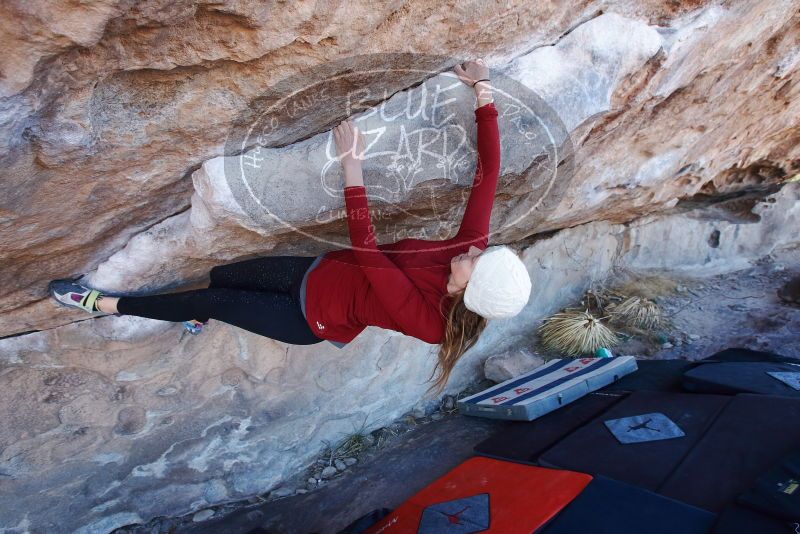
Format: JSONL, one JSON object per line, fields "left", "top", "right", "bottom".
{"left": 334, "top": 508, "right": 393, "bottom": 534}
{"left": 603, "top": 349, "right": 798, "bottom": 395}
{"left": 712, "top": 504, "right": 797, "bottom": 534}
{"left": 538, "top": 391, "right": 731, "bottom": 491}
{"left": 699, "top": 347, "right": 796, "bottom": 364}
{"left": 472, "top": 392, "right": 625, "bottom": 464}
{"left": 739, "top": 449, "right": 800, "bottom": 521}
{"left": 473, "top": 359, "right": 713, "bottom": 464}
{"left": 660, "top": 394, "right": 800, "bottom": 513}
{"left": 600, "top": 359, "right": 694, "bottom": 393}
{"left": 535, "top": 475, "right": 716, "bottom": 534}
{"left": 683, "top": 361, "right": 800, "bottom": 397}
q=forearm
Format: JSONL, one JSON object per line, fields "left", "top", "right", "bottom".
{"left": 455, "top": 101, "right": 500, "bottom": 241}
{"left": 343, "top": 163, "right": 364, "bottom": 188}
{"left": 474, "top": 80, "right": 494, "bottom": 109}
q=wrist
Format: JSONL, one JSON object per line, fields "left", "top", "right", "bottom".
{"left": 343, "top": 161, "right": 362, "bottom": 174}
{"left": 475, "top": 94, "right": 494, "bottom": 108}
{"left": 473, "top": 80, "right": 493, "bottom": 106}
{"left": 344, "top": 167, "right": 364, "bottom": 188}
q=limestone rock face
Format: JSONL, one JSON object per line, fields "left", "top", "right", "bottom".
{"left": 1, "top": 1, "right": 799, "bottom": 532}
{"left": 1, "top": 0, "right": 797, "bottom": 336}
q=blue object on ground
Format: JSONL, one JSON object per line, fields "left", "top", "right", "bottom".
{"left": 182, "top": 320, "right": 205, "bottom": 335}
{"left": 594, "top": 347, "right": 613, "bottom": 358}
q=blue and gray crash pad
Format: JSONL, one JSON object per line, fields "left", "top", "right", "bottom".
{"left": 535, "top": 475, "right": 716, "bottom": 534}
{"left": 458, "top": 357, "right": 637, "bottom": 421}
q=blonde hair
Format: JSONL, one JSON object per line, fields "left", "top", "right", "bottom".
{"left": 425, "top": 288, "right": 488, "bottom": 396}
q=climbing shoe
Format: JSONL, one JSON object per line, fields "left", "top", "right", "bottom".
{"left": 182, "top": 319, "right": 208, "bottom": 335}
{"left": 49, "top": 279, "right": 105, "bottom": 314}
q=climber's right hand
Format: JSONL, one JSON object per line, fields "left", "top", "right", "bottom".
{"left": 453, "top": 59, "right": 490, "bottom": 88}
{"left": 333, "top": 119, "right": 365, "bottom": 167}
{"left": 333, "top": 118, "right": 365, "bottom": 188}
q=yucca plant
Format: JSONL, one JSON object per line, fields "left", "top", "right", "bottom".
{"left": 538, "top": 309, "right": 619, "bottom": 357}
{"left": 607, "top": 296, "right": 663, "bottom": 329}
{"left": 583, "top": 287, "right": 626, "bottom": 315}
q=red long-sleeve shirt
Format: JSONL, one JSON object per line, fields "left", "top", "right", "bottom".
{"left": 304, "top": 102, "right": 500, "bottom": 344}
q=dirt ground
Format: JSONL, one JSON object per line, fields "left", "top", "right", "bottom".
{"left": 605, "top": 248, "right": 800, "bottom": 361}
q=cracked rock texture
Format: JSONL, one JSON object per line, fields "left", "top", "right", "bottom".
{"left": 1, "top": 1, "right": 799, "bottom": 532}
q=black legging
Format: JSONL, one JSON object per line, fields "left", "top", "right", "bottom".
{"left": 116, "top": 256, "right": 325, "bottom": 345}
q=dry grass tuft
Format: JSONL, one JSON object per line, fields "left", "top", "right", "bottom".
{"left": 607, "top": 296, "right": 664, "bottom": 329}
{"left": 539, "top": 309, "right": 619, "bottom": 356}
{"left": 611, "top": 270, "right": 683, "bottom": 299}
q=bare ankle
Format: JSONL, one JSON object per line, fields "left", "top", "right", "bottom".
{"left": 96, "top": 296, "right": 119, "bottom": 314}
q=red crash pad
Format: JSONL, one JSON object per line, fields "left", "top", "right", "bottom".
{"left": 364, "top": 456, "right": 592, "bottom": 534}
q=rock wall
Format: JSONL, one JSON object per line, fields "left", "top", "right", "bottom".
{"left": 1, "top": 1, "right": 799, "bottom": 532}
{"left": 3, "top": 0, "right": 798, "bottom": 336}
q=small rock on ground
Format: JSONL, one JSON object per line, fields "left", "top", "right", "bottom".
{"left": 321, "top": 466, "right": 337, "bottom": 479}
{"left": 271, "top": 487, "right": 294, "bottom": 498}
{"left": 192, "top": 510, "right": 215, "bottom": 522}
{"left": 484, "top": 348, "right": 545, "bottom": 383}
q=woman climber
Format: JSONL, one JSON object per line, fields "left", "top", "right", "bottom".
{"left": 49, "top": 59, "right": 532, "bottom": 395}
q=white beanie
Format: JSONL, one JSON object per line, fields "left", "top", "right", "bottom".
{"left": 463, "top": 245, "right": 532, "bottom": 319}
